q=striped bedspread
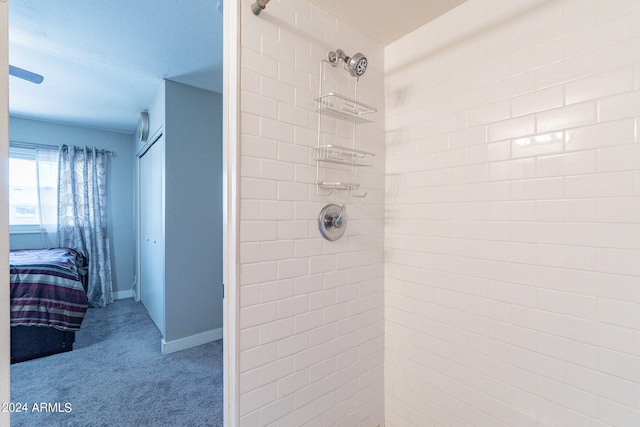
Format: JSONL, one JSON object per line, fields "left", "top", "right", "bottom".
{"left": 10, "top": 248, "right": 89, "bottom": 331}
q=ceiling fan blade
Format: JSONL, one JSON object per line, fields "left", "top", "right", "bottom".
{"left": 9, "top": 65, "right": 44, "bottom": 84}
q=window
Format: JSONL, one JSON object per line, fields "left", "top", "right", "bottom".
{"left": 9, "top": 145, "right": 59, "bottom": 233}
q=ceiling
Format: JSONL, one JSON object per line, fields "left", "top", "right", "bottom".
{"left": 9, "top": 0, "right": 223, "bottom": 134}
{"left": 8, "top": 0, "right": 464, "bottom": 135}
{"left": 307, "top": 0, "right": 467, "bottom": 46}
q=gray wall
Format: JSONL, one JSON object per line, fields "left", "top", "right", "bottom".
{"left": 165, "top": 81, "right": 223, "bottom": 341}
{"left": 139, "top": 80, "right": 223, "bottom": 342}
{"left": 9, "top": 116, "right": 136, "bottom": 296}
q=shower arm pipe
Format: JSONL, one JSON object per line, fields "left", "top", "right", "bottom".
{"left": 251, "top": 0, "right": 270, "bottom": 15}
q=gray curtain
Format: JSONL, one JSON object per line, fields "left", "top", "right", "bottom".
{"left": 57, "top": 145, "right": 113, "bottom": 307}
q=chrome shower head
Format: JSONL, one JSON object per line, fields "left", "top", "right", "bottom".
{"left": 348, "top": 52, "right": 368, "bottom": 77}
{"left": 328, "top": 49, "right": 368, "bottom": 77}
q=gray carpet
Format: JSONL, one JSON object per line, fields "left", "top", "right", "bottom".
{"left": 10, "top": 298, "right": 223, "bottom": 427}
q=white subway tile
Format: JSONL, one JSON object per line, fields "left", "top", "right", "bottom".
{"left": 511, "top": 131, "right": 564, "bottom": 158}
{"left": 598, "top": 395, "right": 640, "bottom": 426}
{"left": 260, "top": 319, "right": 295, "bottom": 345}
{"left": 598, "top": 144, "right": 640, "bottom": 173}
{"left": 568, "top": 268, "right": 640, "bottom": 304}
{"left": 509, "top": 345, "right": 566, "bottom": 381}
{"left": 512, "top": 262, "right": 565, "bottom": 291}
{"left": 511, "top": 86, "right": 564, "bottom": 117}
{"left": 241, "top": 301, "right": 278, "bottom": 329}
{"left": 565, "top": 171, "right": 635, "bottom": 198}
{"left": 511, "top": 177, "right": 565, "bottom": 201}
{"left": 537, "top": 150, "right": 598, "bottom": 177}
{"left": 510, "top": 40, "right": 564, "bottom": 76}
{"left": 537, "top": 332, "right": 598, "bottom": 368}
{"left": 599, "top": 297, "right": 640, "bottom": 329}
{"left": 596, "top": 36, "right": 640, "bottom": 73}
{"left": 599, "top": 348, "right": 640, "bottom": 383}
{"left": 260, "top": 159, "right": 295, "bottom": 182}
{"left": 566, "top": 222, "right": 640, "bottom": 249}
{"left": 277, "top": 258, "right": 309, "bottom": 280}
{"left": 261, "top": 117, "right": 294, "bottom": 142}
{"left": 240, "top": 134, "right": 278, "bottom": 159}
{"left": 277, "top": 370, "right": 309, "bottom": 398}
{"left": 261, "top": 200, "right": 294, "bottom": 221}
{"left": 260, "top": 394, "right": 295, "bottom": 426}
{"left": 565, "top": 119, "right": 635, "bottom": 152}
{"left": 565, "top": 13, "right": 636, "bottom": 58}
{"left": 241, "top": 47, "right": 279, "bottom": 80}
{"left": 566, "top": 67, "right": 634, "bottom": 105}
{"left": 567, "top": 364, "right": 638, "bottom": 407}
{"left": 536, "top": 101, "right": 597, "bottom": 133}
{"left": 566, "top": 316, "right": 640, "bottom": 356}
{"left": 260, "top": 278, "right": 294, "bottom": 303}
{"left": 598, "top": 90, "right": 640, "bottom": 122}
{"left": 538, "top": 377, "right": 599, "bottom": 420}
{"left": 537, "top": 244, "right": 598, "bottom": 271}
{"left": 598, "top": 197, "right": 640, "bottom": 222}
{"left": 535, "top": 52, "right": 596, "bottom": 89}
{"left": 510, "top": 306, "right": 565, "bottom": 337}
{"left": 240, "top": 262, "right": 277, "bottom": 285}
{"left": 489, "top": 320, "right": 536, "bottom": 350}
{"left": 278, "top": 102, "right": 310, "bottom": 128}
{"left": 488, "top": 73, "right": 536, "bottom": 103}
{"left": 598, "top": 247, "right": 640, "bottom": 276}
{"left": 242, "top": 90, "right": 278, "bottom": 119}
{"left": 489, "top": 158, "right": 536, "bottom": 181}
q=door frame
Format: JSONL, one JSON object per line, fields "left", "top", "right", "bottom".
{"left": 0, "top": 1, "right": 11, "bottom": 425}
{"left": 222, "top": 0, "right": 240, "bottom": 424}
{"left": 0, "top": 0, "right": 242, "bottom": 424}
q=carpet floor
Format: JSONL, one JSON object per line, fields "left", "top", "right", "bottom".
{"left": 10, "top": 298, "right": 223, "bottom": 427}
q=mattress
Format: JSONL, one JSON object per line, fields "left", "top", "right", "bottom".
{"left": 10, "top": 248, "right": 89, "bottom": 331}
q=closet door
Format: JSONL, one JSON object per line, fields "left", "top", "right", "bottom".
{"left": 139, "top": 137, "right": 165, "bottom": 336}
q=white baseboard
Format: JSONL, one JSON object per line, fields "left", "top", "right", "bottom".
{"left": 113, "top": 289, "right": 135, "bottom": 300}
{"left": 161, "top": 328, "right": 223, "bottom": 355}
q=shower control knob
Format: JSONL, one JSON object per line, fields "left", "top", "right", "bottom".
{"left": 319, "top": 203, "right": 347, "bottom": 241}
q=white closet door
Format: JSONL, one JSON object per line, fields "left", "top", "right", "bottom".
{"left": 139, "top": 137, "right": 165, "bottom": 335}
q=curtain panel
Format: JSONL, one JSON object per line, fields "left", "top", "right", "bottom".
{"left": 57, "top": 145, "right": 113, "bottom": 307}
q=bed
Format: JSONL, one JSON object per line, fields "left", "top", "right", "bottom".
{"left": 10, "top": 248, "right": 89, "bottom": 363}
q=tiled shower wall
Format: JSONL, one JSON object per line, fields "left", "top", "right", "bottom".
{"left": 238, "top": 0, "right": 385, "bottom": 425}
{"left": 385, "top": 0, "right": 640, "bottom": 426}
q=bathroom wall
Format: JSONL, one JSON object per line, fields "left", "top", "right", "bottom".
{"left": 238, "top": 0, "right": 385, "bottom": 424}
{"left": 385, "top": 0, "right": 640, "bottom": 425}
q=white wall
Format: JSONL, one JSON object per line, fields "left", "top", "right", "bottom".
{"left": 9, "top": 117, "right": 136, "bottom": 297}
{"left": 238, "top": 0, "right": 385, "bottom": 424}
{"left": 385, "top": 0, "right": 640, "bottom": 425}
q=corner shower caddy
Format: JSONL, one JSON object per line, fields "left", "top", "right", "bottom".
{"left": 315, "top": 60, "right": 377, "bottom": 197}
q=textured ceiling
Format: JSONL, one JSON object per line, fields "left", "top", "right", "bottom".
{"left": 9, "top": 0, "right": 223, "bottom": 134}
{"left": 307, "top": 0, "right": 467, "bottom": 45}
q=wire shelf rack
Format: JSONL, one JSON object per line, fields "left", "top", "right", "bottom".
{"left": 315, "top": 93, "right": 376, "bottom": 124}
{"left": 314, "top": 145, "right": 374, "bottom": 167}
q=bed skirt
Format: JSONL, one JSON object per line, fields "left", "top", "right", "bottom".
{"left": 11, "top": 326, "right": 75, "bottom": 364}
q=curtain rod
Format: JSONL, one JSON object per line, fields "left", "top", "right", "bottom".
{"left": 9, "top": 140, "right": 59, "bottom": 150}
{"left": 61, "top": 144, "right": 115, "bottom": 156}
{"left": 10, "top": 140, "right": 115, "bottom": 156}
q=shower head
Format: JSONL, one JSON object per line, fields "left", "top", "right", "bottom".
{"left": 328, "top": 49, "right": 368, "bottom": 77}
